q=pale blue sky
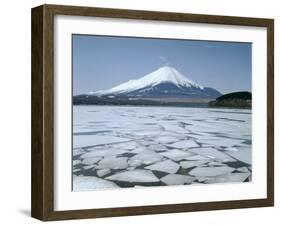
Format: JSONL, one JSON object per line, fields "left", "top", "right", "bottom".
{"left": 73, "top": 34, "right": 252, "bottom": 95}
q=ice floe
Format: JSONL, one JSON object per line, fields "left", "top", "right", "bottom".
{"left": 189, "top": 166, "right": 235, "bottom": 177}
{"left": 114, "top": 141, "right": 138, "bottom": 150}
{"left": 167, "top": 139, "right": 199, "bottom": 149}
{"left": 197, "top": 138, "right": 244, "bottom": 147}
{"left": 81, "top": 157, "right": 101, "bottom": 165}
{"left": 161, "top": 174, "right": 195, "bottom": 185}
{"left": 106, "top": 169, "right": 160, "bottom": 183}
{"left": 205, "top": 172, "right": 251, "bottom": 183}
{"left": 237, "top": 167, "right": 250, "bottom": 173}
{"left": 128, "top": 159, "right": 143, "bottom": 167}
{"left": 97, "top": 169, "right": 111, "bottom": 177}
{"left": 130, "top": 150, "right": 163, "bottom": 165}
{"left": 185, "top": 155, "right": 211, "bottom": 161}
{"left": 154, "top": 136, "right": 180, "bottom": 144}
{"left": 160, "top": 149, "right": 194, "bottom": 161}
{"left": 80, "top": 148, "right": 128, "bottom": 158}
{"left": 145, "top": 160, "right": 180, "bottom": 174}
{"left": 147, "top": 144, "right": 168, "bottom": 152}
{"left": 97, "top": 157, "right": 128, "bottom": 170}
{"left": 224, "top": 147, "right": 239, "bottom": 152}
{"left": 180, "top": 160, "right": 208, "bottom": 169}
{"left": 225, "top": 149, "right": 251, "bottom": 165}
{"left": 73, "top": 135, "right": 130, "bottom": 149}
{"left": 189, "top": 147, "right": 235, "bottom": 162}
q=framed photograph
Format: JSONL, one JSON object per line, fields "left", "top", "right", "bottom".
{"left": 31, "top": 4, "right": 274, "bottom": 221}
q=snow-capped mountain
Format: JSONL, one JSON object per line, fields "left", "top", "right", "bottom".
{"left": 90, "top": 66, "right": 221, "bottom": 99}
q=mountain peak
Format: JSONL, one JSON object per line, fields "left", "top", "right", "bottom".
{"left": 92, "top": 66, "right": 204, "bottom": 95}
{"left": 141, "top": 66, "right": 203, "bottom": 89}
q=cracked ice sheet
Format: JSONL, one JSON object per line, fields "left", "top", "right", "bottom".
{"left": 80, "top": 148, "right": 129, "bottom": 158}
{"left": 162, "top": 123, "right": 188, "bottom": 133}
{"left": 189, "top": 147, "right": 236, "bottom": 162}
{"left": 145, "top": 160, "right": 180, "bottom": 174}
{"left": 186, "top": 119, "right": 250, "bottom": 137}
{"left": 73, "top": 175, "right": 119, "bottom": 191}
{"left": 196, "top": 137, "right": 244, "bottom": 147}
{"left": 186, "top": 122, "right": 234, "bottom": 134}
{"left": 130, "top": 150, "right": 163, "bottom": 165}
{"left": 180, "top": 160, "right": 208, "bottom": 169}
{"left": 73, "top": 106, "right": 251, "bottom": 189}
{"left": 81, "top": 157, "right": 101, "bottom": 165}
{"left": 148, "top": 144, "right": 168, "bottom": 152}
{"left": 127, "top": 129, "right": 163, "bottom": 137}
{"left": 97, "top": 169, "right": 111, "bottom": 177}
{"left": 189, "top": 166, "right": 235, "bottom": 177}
{"left": 160, "top": 149, "right": 194, "bottom": 161}
{"left": 106, "top": 169, "right": 159, "bottom": 183}
{"left": 167, "top": 140, "right": 199, "bottom": 149}
{"left": 154, "top": 136, "right": 181, "bottom": 144}
{"left": 73, "top": 135, "right": 130, "bottom": 149}
{"left": 113, "top": 141, "right": 138, "bottom": 150}
{"left": 97, "top": 157, "right": 128, "bottom": 170}
{"left": 161, "top": 174, "right": 195, "bottom": 185}
{"left": 225, "top": 149, "right": 252, "bottom": 165}
{"left": 205, "top": 172, "right": 251, "bottom": 184}
{"left": 185, "top": 155, "right": 211, "bottom": 161}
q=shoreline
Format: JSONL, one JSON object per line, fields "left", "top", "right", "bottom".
{"left": 73, "top": 103, "right": 252, "bottom": 110}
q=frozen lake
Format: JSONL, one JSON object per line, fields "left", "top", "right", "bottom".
{"left": 72, "top": 105, "right": 252, "bottom": 191}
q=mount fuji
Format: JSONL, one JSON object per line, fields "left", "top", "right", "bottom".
{"left": 74, "top": 66, "right": 222, "bottom": 106}
{"left": 92, "top": 66, "right": 221, "bottom": 98}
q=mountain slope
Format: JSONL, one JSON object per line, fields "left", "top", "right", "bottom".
{"left": 91, "top": 66, "right": 221, "bottom": 99}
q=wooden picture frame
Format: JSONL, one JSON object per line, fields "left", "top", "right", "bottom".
{"left": 31, "top": 4, "right": 274, "bottom": 221}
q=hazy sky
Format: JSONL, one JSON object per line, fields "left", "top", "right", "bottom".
{"left": 73, "top": 34, "right": 252, "bottom": 95}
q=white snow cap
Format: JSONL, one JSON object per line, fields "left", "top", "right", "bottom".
{"left": 91, "top": 66, "right": 204, "bottom": 95}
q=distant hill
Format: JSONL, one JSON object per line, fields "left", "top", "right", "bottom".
{"left": 208, "top": 91, "right": 252, "bottom": 109}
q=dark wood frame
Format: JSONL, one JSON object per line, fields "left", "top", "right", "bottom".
{"left": 31, "top": 4, "right": 274, "bottom": 221}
